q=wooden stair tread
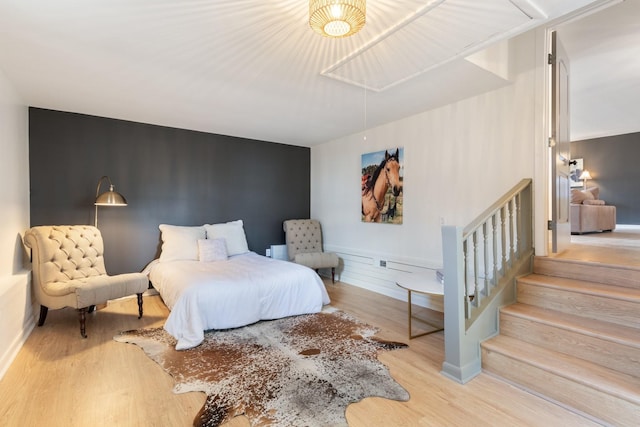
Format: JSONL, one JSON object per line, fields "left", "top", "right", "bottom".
{"left": 520, "top": 274, "right": 640, "bottom": 303}
{"left": 536, "top": 257, "right": 640, "bottom": 274}
{"left": 482, "top": 335, "right": 640, "bottom": 404}
{"left": 501, "top": 303, "right": 640, "bottom": 348}
{"left": 533, "top": 257, "right": 640, "bottom": 289}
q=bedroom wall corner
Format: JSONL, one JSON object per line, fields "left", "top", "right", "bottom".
{"left": 0, "top": 67, "right": 33, "bottom": 380}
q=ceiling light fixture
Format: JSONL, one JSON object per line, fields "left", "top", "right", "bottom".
{"left": 309, "top": 0, "right": 366, "bottom": 38}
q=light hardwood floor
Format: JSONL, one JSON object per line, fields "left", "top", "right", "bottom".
{"left": 559, "top": 225, "right": 640, "bottom": 267}
{"left": 0, "top": 278, "right": 605, "bottom": 427}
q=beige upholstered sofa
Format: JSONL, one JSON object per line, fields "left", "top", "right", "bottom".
{"left": 570, "top": 187, "right": 616, "bottom": 234}
{"left": 283, "top": 219, "right": 339, "bottom": 282}
{"left": 24, "top": 225, "right": 149, "bottom": 337}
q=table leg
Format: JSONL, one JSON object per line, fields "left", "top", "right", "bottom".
{"left": 408, "top": 290, "right": 412, "bottom": 339}
{"left": 407, "top": 289, "right": 444, "bottom": 340}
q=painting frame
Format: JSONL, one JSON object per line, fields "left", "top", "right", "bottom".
{"left": 570, "top": 158, "right": 584, "bottom": 188}
{"left": 361, "top": 147, "right": 404, "bottom": 224}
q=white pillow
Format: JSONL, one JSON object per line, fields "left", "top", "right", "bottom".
{"left": 159, "top": 224, "right": 206, "bottom": 262}
{"left": 198, "top": 238, "right": 228, "bottom": 262}
{"left": 204, "top": 220, "right": 249, "bottom": 256}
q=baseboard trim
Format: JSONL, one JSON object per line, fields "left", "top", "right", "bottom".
{"left": 441, "top": 360, "right": 482, "bottom": 384}
{"left": 0, "top": 317, "right": 35, "bottom": 381}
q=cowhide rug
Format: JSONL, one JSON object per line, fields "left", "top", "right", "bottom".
{"left": 114, "top": 310, "right": 409, "bottom": 427}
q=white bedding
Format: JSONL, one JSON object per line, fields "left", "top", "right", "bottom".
{"left": 148, "top": 252, "right": 331, "bottom": 350}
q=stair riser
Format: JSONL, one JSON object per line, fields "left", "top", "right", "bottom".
{"left": 500, "top": 313, "right": 640, "bottom": 378}
{"left": 517, "top": 282, "right": 640, "bottom": 328}
{"left": 534, "top": 258, "right": 640, "bottom": 290}
{"left": 481, "top": 347, "right": 640, "bottom": 427}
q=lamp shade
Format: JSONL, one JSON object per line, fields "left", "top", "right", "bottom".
{"left": 95, "top": 185, "right": 127, "bottom": 206}
{"left": 578, "top": 170, "right": 592, "bottom": 181}
{"left": 309, "top": 0, "right": 366, "bottom": 38}
{"left": 94, "top": 176, "right": 127, "bottom": 227}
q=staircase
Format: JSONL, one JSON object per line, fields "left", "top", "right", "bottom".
{"left": 481, "top": 256, "right": 640, "bottom": 426}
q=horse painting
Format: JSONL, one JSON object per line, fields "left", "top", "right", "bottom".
{"left": 362, "top": 148, "right": 403, "bottom": 223}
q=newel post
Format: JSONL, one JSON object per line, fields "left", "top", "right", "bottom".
{"left": 440, "top": 225, "right": 482, "bottom": 383}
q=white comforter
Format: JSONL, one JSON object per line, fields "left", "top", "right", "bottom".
{"left": 148, "top": 252, "right": 331, "bottom": 350}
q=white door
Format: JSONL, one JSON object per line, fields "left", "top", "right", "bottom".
{"left": 550, "top": 31, "right": 571, "bottom": 253}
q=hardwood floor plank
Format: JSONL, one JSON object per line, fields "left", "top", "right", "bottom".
{"left": 0, "top": 281, "right": 600, "bottom": 426}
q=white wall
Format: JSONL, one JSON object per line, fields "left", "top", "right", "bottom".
{"left": 311, "top": 31, "right": 540, "bottom": 306}
{"left": 0, "top": 67, "right": 31, "bottom": 380}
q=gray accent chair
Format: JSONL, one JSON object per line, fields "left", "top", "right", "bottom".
{"left": 283, "top": 219, "right": 339, "bottom": 283}
{"left": 24, "top": 225, "right": 149, "bottom": 338}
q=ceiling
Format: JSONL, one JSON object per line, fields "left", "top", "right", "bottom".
{"left": 0, "top": 0, "right": 629, "bottom": 147}
{"left": 558, "top": 0, "right": 640, "bottom": 141}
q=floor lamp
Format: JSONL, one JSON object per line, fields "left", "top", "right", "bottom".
{"left": 95, "top": 176, "right": 127, "bottom": 227}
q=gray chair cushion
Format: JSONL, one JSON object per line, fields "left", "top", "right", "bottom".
{"left": 294, "top": 252, "right": 339, "bottom": 270}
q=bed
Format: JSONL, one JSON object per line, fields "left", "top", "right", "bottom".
{"left": 147, "top": 221, "right": 330, "bottom": 350}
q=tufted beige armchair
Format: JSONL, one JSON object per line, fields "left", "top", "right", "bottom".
{"left": 24, "top": 225, "right": 149, "bottom": 338}
{"left": 283, "top": 219, "right": 339, "bottom": 283}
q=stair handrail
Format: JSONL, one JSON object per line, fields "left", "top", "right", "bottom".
{"left": 463, "top": 179, "right": 532, "bottom": 238}
{"left": 441, "top": 178, "right": 534, "bottom": 384}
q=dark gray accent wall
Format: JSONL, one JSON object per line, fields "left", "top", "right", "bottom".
{"left": 571, "top": 132, "right": 640, "bottom": 224}
{"left": 29, "top": 108, "right": 310, "bottom": 274}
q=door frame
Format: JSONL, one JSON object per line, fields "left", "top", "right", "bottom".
{"left": 533, "top": 0, "right": 622, "bottom": 257}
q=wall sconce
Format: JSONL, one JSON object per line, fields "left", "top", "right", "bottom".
{"left": 579, "top": 170, "right": 592, "bottom": 189}
{"left": 95, "top": 176, "right": 127, "bottom": 227}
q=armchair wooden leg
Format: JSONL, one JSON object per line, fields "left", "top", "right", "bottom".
{"left": 331, "top": 267, "right": 335, "bottom": 283}
{"left": 37, "top": 305, "right": 49, "bottom": 326}
{"left": 137, "top": 293, "right": 143, "bottom": 319}
{"left": 77, "top": 308, "right": 88, "bottom": 338}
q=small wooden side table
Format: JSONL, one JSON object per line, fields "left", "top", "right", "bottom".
{"left": 396, "top": 273, "right": 444, "bottom": 339}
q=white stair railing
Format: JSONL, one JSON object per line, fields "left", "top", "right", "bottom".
{"left": 441, "top": 179, "right": 534, "bottom": 384}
